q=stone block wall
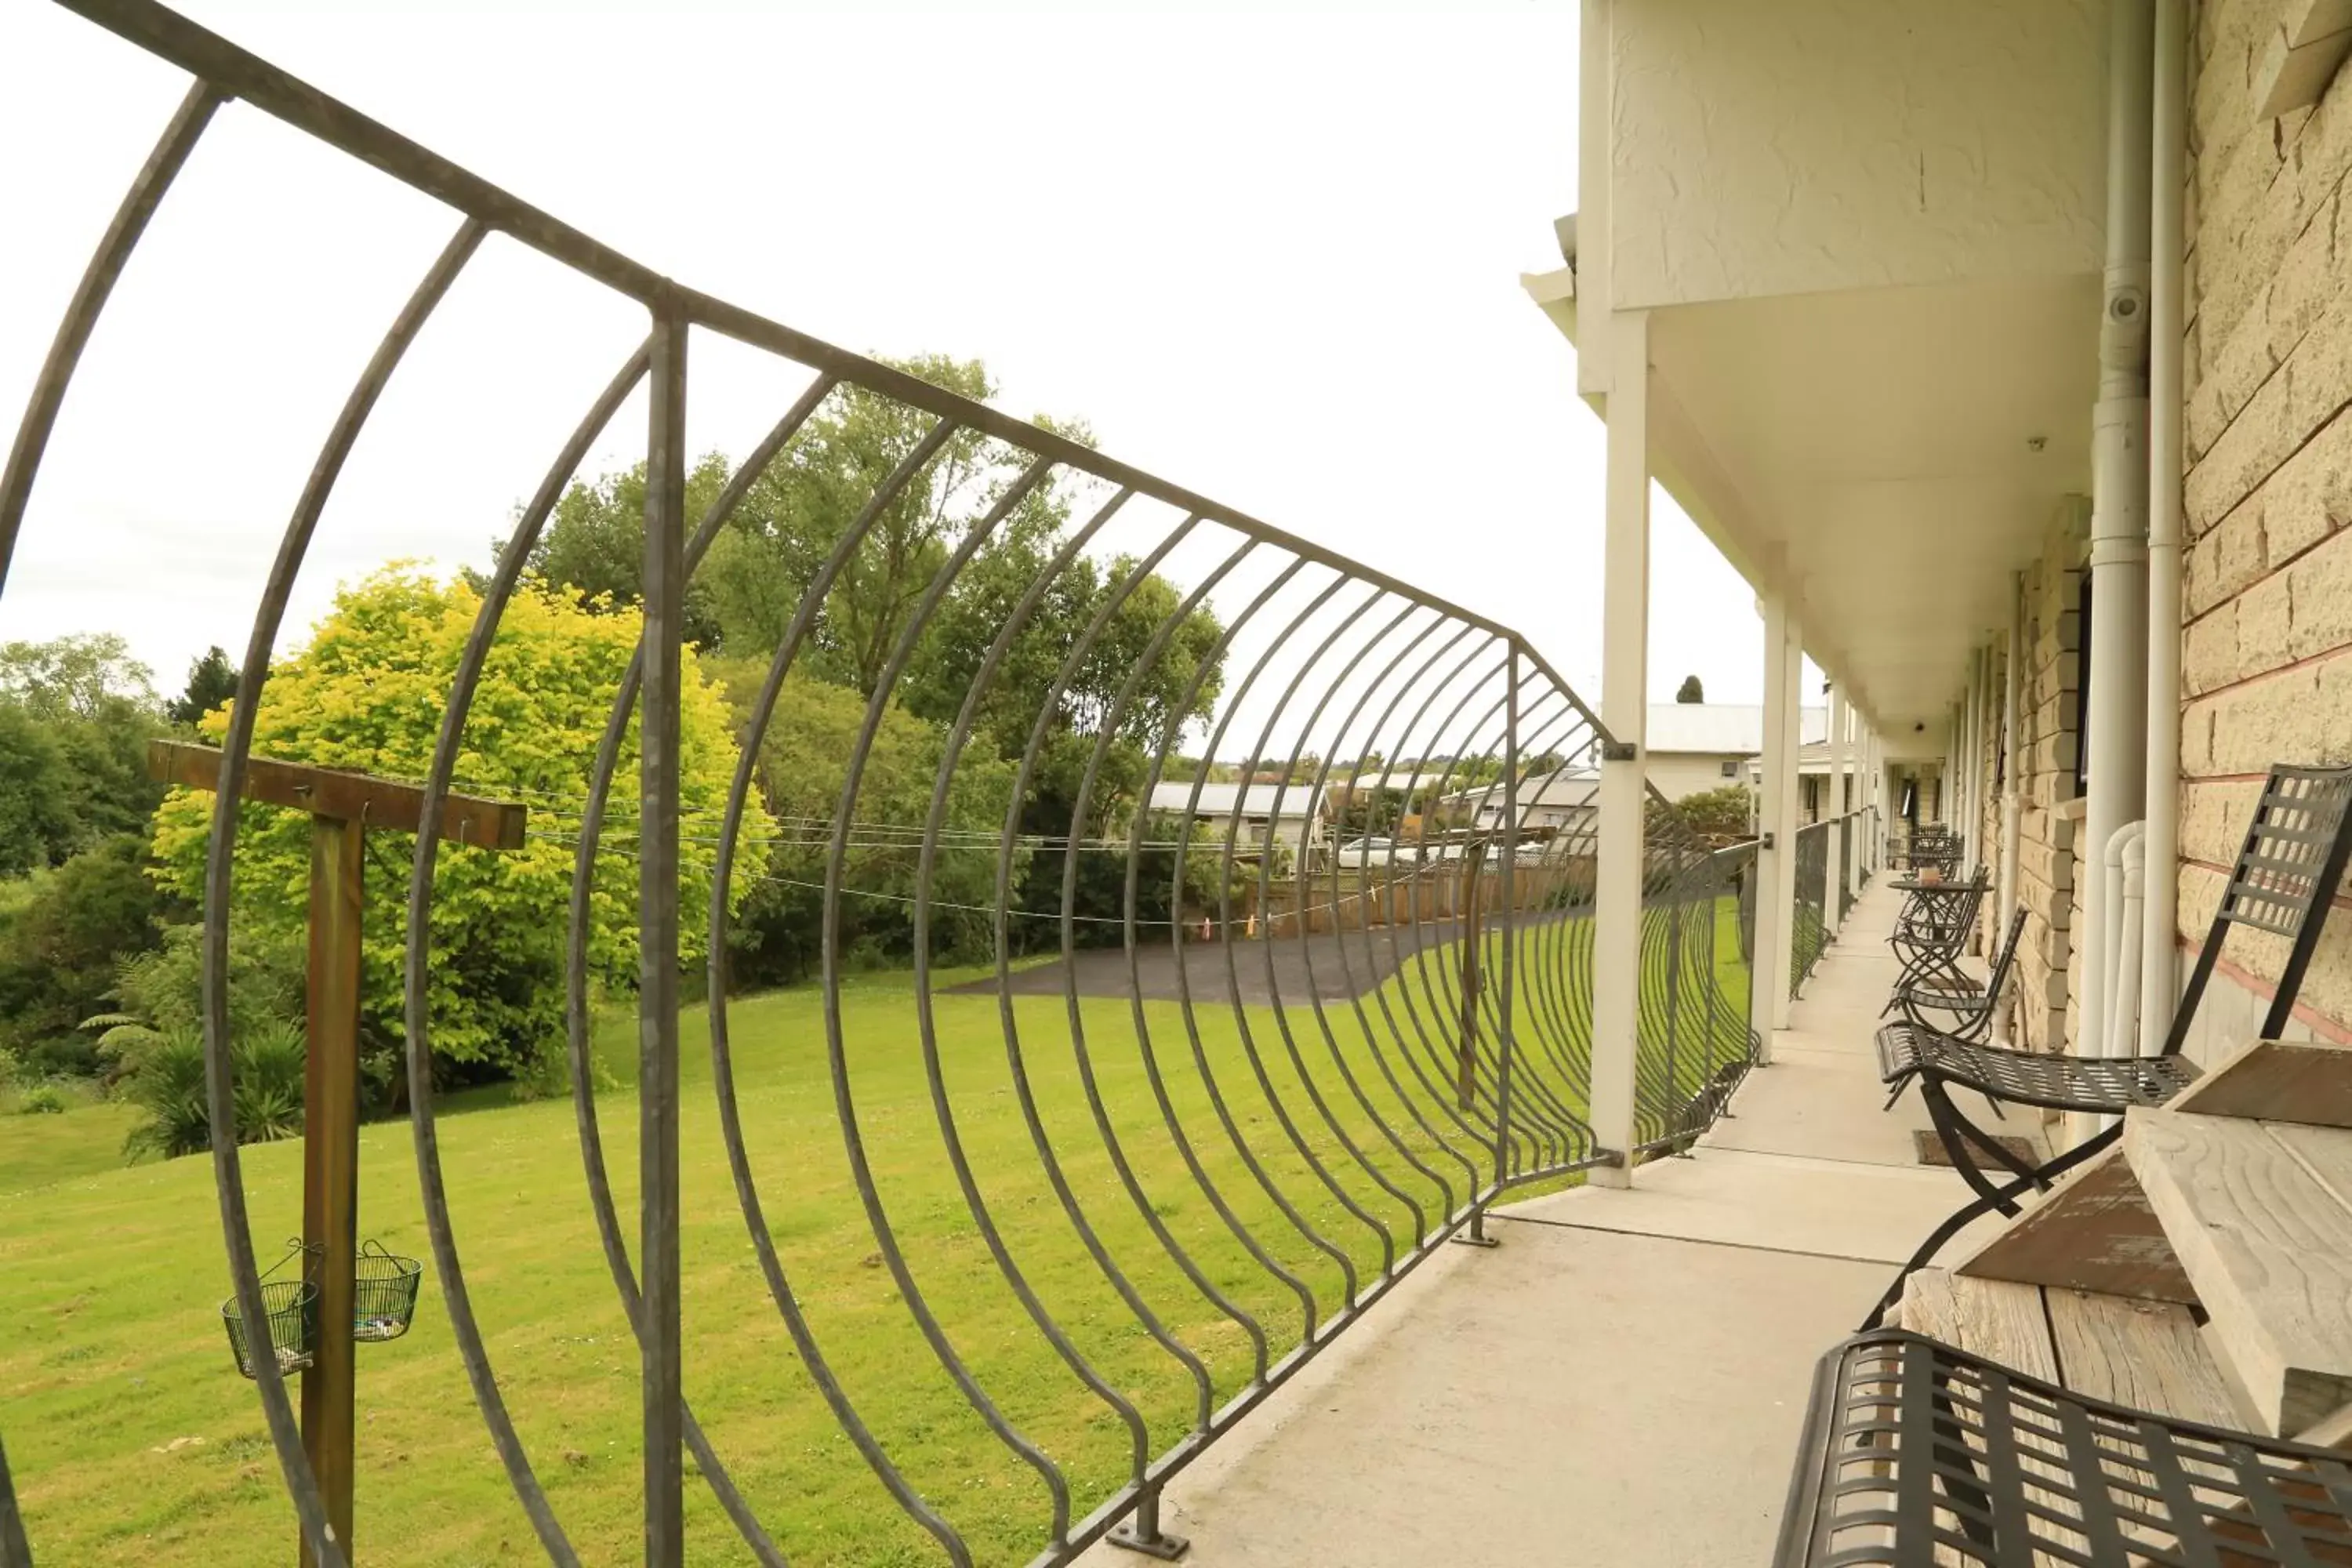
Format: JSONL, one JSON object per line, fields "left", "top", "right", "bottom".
{"left": 2176, "top": 0, "right": 2352, "bottom": 1055}
{"left": 2010, "top": 502, "right": 2090, "bottom": 1054}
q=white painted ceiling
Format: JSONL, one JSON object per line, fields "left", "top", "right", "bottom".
{"left": 1647, "top": 270, "right": 2100, "bottom": 738}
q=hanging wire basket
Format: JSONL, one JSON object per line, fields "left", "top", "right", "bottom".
{"left": 353, "top": 1239, "right": 423, "bottom": 1343}
{"left": 221, "top": 1240, "right": 318, "bottom": 1381}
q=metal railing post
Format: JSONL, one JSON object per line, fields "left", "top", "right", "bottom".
{"left": 639, "top": 303, "right": 688, "bottom": 1568}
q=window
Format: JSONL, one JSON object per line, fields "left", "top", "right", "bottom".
{"left": 1719, "top": 758, "right": 1738, "bottom": 778}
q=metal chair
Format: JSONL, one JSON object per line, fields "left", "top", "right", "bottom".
{"left": 1881, "top": 905, "right": 2027, "bottom": 1044}
{"left": 1887, "top": 873, "right": 1988, "bottom": 995}
{"left": 1775, "top": 1330, "right": 2352, "bottom": 1567}
{"left": 1864, "top": 762, "right": 2352, "bottom": 1329}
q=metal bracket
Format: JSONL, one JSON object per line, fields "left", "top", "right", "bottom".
{"left": 1760, "top": 831, "right": 1777, "bottom": 850}
{"left": 1599, "top": 739, "right": 1637, "bottom": 762}
{"left": 1109, "top": 1524, "right": 1191, "bottom": 1560}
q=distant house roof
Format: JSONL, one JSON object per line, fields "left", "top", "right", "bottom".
{"left": 1645, "top": 702, "right": 1829, "bottom": 755}
{"left": 1147, "top": 782, "right": 1327, "bottom": 818}
{"left": 1434, "top": 766, "right": 1601, "bottom": 811}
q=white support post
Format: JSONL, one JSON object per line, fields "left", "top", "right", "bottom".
{"left": 1772, "top": 619, "right": 1804, "bottom": 1030}
{"left": 1846, "top": 704, "right": 1864, "bottom": 899}
{"left": 1588, "top": 310, "right": 1650, "bottom": 1187}
{"left": 1753, "top": 590, "right": 1791, "bottom": 1063}
{"left": 1824, "top": 684, "right": 1846, "bottom": 935}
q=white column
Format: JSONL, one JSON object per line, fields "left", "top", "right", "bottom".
{"left": 1841, "top": 696, "right": 1861, "bottom": 900}
{"left": 1772, "top": 619, "right": 1804, "bottom": 1029}
{"left": 1824, "top": 684, "right": 1846, "bottom": 935}
{"left": 1588, "top": 310, "right": 1650, "bottom": 1186}
{"left": 1753, "top": 590, "right": 1792, "bottom": 1061}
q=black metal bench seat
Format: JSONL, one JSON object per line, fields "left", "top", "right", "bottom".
{"left": 1875, "top": 1028, "right": 2201, "bottom": 1113}
{"left": 1775, "top": 1330, "right": 2352, "bottom": 1567}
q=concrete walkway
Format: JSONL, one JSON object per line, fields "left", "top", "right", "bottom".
{"left": 1080, "top": 879, "right": 2012, "bottom": 1567}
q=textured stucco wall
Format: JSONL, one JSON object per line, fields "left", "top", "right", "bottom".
{"left": 1609, "top": 0, "right": 2107, "bottom": 310}
{"left": 2174, "top": 0, "right": 2352, "bottom": 1055}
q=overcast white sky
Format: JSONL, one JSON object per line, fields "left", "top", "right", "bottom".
{"left": 0, "top": 1, "right": 1802, "bottom": 724}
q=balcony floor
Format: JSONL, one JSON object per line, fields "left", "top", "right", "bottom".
{"left": 1080, "top": 879, "right": 2018, "bottom": 1567}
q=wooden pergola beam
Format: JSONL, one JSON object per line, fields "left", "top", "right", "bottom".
{"left": 148, "top": 740, "right": 528, "bottom": 849}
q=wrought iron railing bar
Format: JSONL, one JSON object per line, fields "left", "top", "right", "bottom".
{"left": 1134, "top": 601, "right": 1475, "bottom": 1244}
{"left": 1316, "top": 659, "right": 1520, "bottom": 1152}
{"left": 1370, "top": 663, "right": 1569, "bottom": 1166}
{"left": 902, "top": 485, "right": 1171, "bottom": 1491}
{"left": 1500, "top": 754, "right": 1604, "bottom": 1171}
{"left": 1149, "top": 568, "right": 1375, "bottom": 1308}
{"left": 1520, "top": 805, "right": 1602, "bottom": 1072}
{"left": 985, "top": 522, "right": 1282, "bottom": 1381}
{"left": 558, "top": 369, "right": 841, "bottom": 1556}
{"left": 194, "top": 216, "right": 490, "bottom": 1568}
{"left": 696, "top": 414, "right": 985, "bottom": 1566}
{"left": 1309, "top": 622, "right": 1509, "bottom": 1189}
{"left": 1286, "top": 611, "right": 1488, "bottom": 1218}
{"left": 0, "top": 79, "right": 223, "bottom": 588}
{"left": 1492, "top": 645, "right": 1520, "bottom": 1201}
{"left": 1089, "top": 550, "right": 1343, "bottom": 1329}
{"left": 1404, "top": 696, "right": 1596, "bottom": 1169}
{"left": 1320, "top": 633, "right": 1505, "bottom": 1138}
{"left": 1446, "top": 702, "right": 1602, "bottom": 1175}
{"left": 0, "top": 1425, "right": 23, "bottom": 1568}
{"left": 477, "top": 342, "right": 789, "bottom": 1566}
{"left": 811, "top": 454, "right": 1082, "bottom": 1537}
{"left": 1232, "top": 590, "right": 1454, "bottom": 1269}
{"left": 1479, "top": 713, "right": 1605, "bottom": 1176}
{"left": 399, "top": 333, "right": 782, "bottom": 1565}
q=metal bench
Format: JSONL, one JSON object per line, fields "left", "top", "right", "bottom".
{"left": 1774, "top": 1329, "right": 2352, "bottom": 1566}
{"left": 1863, "top": 762, "right": 2352, "bottom": 1329}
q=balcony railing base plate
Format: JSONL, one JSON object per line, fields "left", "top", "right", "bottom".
{"left": 1447, "top": 1232, "right": 1501, "bottom": 1249}
{"left": 1108, "top": 1525, "right": 1191, "bottom": 1560}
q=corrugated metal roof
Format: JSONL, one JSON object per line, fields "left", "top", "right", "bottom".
{"left": 1645, "top": 702, "right": 1828, "bottom": 755}
{"left": 1146, "top": 782, "right": 1326, "bottom": 818}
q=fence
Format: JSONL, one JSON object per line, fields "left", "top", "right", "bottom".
{"left": 0, "top": 5, "right": 1755, "bottom": 1565}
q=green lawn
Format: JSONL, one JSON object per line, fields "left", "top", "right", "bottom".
{"left": 0, "top": 910, "right": 1748, "bottom": 1566}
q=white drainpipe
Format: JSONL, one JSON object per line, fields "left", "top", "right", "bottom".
{"left": 2141, "top": 0, "right": 2187, "bottom": 1058}
{"left": 2081, "top": 0, "right": 2155, "bottom": 1109}
{"left": 2105, "top": 826, "right": 2148, "bottom": 1131}
{"left": 2079, "top": 818, "right": 2147, "bottom": 1142}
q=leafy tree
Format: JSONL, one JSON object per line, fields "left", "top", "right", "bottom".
{"left": 0, "top": 633, "right": 166, "bottom": 858}
{"left": 166, "top": 645, "right": 238, "bottom": 728}
{"left": 1658, "top": 782, "right": 1755, "bottom": 846}
{"left": 0, "top": 835, "right": 165, "bottom": 1075}
{"left": 497, "top": 454, "right": 733, "bottom": 648}
{"left": 707, "top": 356, "right": 1092, "bottom": 691}
{"left": 0, "top": 705, "right": 74, "bottom": 875}
{"left": 1675, "top": 674, "right": 1704, "bottom": 703}
{"left": 704, "top": 661, "right": 1023, "bottom": 982}
{"left": 147, "top": 568, "right": 769, "bottom": 1080}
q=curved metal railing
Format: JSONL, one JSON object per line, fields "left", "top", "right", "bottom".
{"left": 0, "top": 5, "right": 1755, "bottom": 1563}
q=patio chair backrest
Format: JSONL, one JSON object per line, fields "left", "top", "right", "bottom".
{"left": 2164, "top": 762, "right": 2352, "bottom": 1056}
{"left": 1984, "top": 905, "right": 2029, "bottom": 999}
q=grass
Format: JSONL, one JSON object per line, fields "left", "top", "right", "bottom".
{"left": 0, "top": 907, "right": 1748, "bottom": 1566}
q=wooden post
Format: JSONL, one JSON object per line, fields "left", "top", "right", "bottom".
{"left": 147, "top": 741, "right": 524, "bottom": 1566}
{"left": 302, "top": 815, "right": 364, "bottom": 1567}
